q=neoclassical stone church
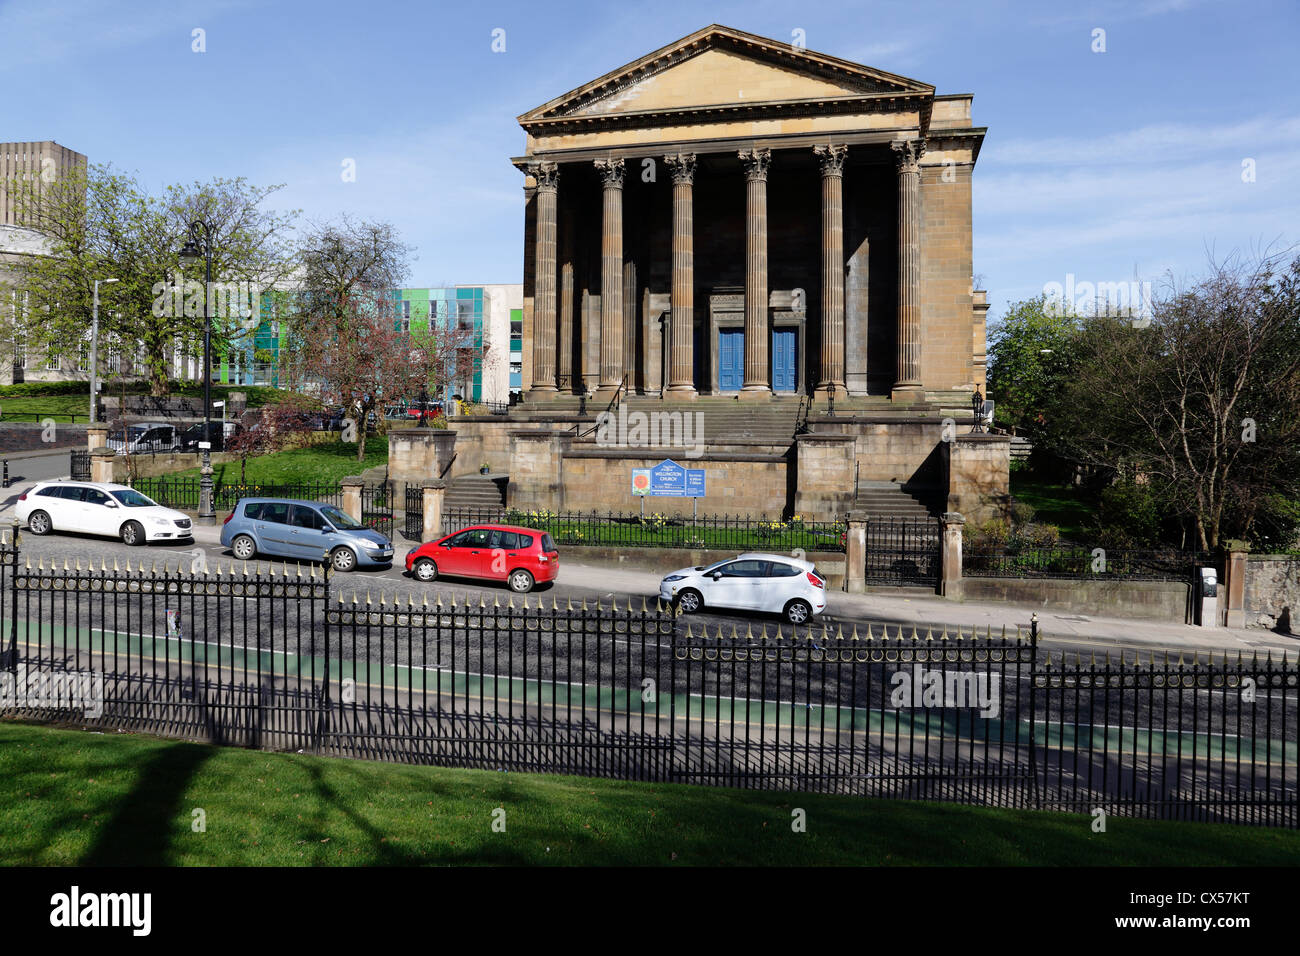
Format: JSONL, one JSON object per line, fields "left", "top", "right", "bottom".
{"left": 513, "top": 24, "right": 989, "bottom": 402}
{"left": 411, "top": 25, "right": 1007, "bottom": 536}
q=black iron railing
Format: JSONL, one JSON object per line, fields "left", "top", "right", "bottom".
{"left": 130, "top": 477, "right": 344, "bottom": 511}
{"left": 443, "top": 506, "right": 847, "bottom": 553}
{"left": 0, "top": 536, "right": 1293, "bottom": 827}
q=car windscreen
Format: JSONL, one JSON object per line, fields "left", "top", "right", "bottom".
{"left": 110, "top": 489, "right": 158, "bottom": 508}
{"left": 320, "top": 505, "right": 362, "bottom": 529}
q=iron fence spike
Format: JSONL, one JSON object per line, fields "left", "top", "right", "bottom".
{"left": 62, "top": 557, "right": 69, "bottom": 572}
{"left": 641, "top": 595, "right": 648, "bottom": 613}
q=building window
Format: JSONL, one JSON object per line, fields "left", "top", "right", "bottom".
{"left": 77, "top": 341, "right": 90, "bottom": 372}
{"left": 45, "top": 345, "right": 59, "bottom": 371}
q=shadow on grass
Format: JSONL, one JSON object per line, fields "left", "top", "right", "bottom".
{"left": 81, "top": 739, "right": 213, "bottom": 866}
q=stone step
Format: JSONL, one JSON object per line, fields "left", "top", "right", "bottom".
{"left": 854, "top": 481, "right": 943, "bottom": 518}
{"left": 445, "top": 474, "right": 507, "bottom": 511}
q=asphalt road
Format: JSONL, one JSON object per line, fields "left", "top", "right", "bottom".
{"left": 6, "top": 524, "right": 1296, "bottom": 662}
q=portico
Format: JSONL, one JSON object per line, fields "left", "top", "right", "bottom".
{"left": 514, "top": 25, "right": 986, "bottom": 403}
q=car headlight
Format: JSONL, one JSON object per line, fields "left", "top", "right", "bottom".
{"left": 663, "top": 574, "right": 686, "bottom": 582}
{"left": 150, "top": 517, "right": 170, "bottom": 526}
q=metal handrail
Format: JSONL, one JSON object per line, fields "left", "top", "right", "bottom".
{"left": 575, "top": 374, "right": 627, "bottom": 440}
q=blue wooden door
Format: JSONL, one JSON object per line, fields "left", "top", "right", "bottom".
{"left": 718, "top": 330, "right": 744, "bottom": 391}
{"left": 772, "top": 329, "right": 797, "bottom": 392}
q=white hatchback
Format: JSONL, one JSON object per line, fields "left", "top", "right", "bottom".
{"left": 16, "top": 481, "right": 194, "bottom": 546}
{"left": 659, "top": 552, "right": 827, "bottom": 624}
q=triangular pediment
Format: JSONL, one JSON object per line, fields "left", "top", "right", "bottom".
{"left": 519, "top": 24, "right": 932, "bottom": 126}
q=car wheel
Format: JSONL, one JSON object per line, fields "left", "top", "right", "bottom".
{"left": 27, "top": 510, "right": 51, "bottom": 535}
{"left": 508, "top": 569, "right": 534, "bottom": 593}
{"left": 413, "top": 557, "right": 438, "bottom": 582}
{"left": 121, "top": 521, "right": 146, "bottom": 547}
{"left": 231, "top": 534, "right": 257, "bottom": 561}
{"left": 330, "top": 547, "right": 357, "bottom": 572}
{"left": 784, "top": 599, "right": 812, "bottom": 625}
{"left": 675, "top": 588, "right": 703, "bottom": 614}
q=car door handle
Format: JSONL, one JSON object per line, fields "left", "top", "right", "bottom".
{"left": 470, "top": 550, "right": 481, "bottom": 555}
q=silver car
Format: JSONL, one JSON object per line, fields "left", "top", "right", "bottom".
{"left": 219, "top": 498, "right": 394, "bottom": 571}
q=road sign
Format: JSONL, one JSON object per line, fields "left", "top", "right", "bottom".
{"left": 634, "top": 460, "right": 706, "bottom": 498}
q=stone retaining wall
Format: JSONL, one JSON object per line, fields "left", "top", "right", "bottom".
{"left": 1244, "top": 554, "right": 1300, "bottom": 633}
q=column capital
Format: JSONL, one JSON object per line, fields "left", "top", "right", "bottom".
{"left": 664, "top": 152, "right": 697, "bottom": 185}
{"left": 594, "top": 157, "right": 625, "bottom": 188}
{"left": 525, "top": 160, "right": 560, "bottom": 190}
{"left": 813, "top": 143, "right": 848, "bottom": 176}
{"left": 890, "top": 139, "right": 926, "bottom": 174}
{"left": 738, "top": 147, "right": 771, "bottom": 182}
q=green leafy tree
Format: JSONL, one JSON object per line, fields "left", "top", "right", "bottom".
{"left": 4, "top": 163, "right": 296, "bottom": 396}
{"left": 986, "top": 294, "right": 1082, "bottom": 437}
{"left": 1046, "top": 254, "right": 1300, "bottom": 549}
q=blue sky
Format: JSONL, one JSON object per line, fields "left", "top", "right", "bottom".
{"left": 1, "top": 0, "right": 1296, "bottom": 320}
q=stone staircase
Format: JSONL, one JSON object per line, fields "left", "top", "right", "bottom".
{"left": 854, "top": 480, "right": 943, "bottom": 519}
{"left": 444, "top": 473, "right": 506, "bottom": 512}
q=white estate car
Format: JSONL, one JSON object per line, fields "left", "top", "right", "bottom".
{"left": 659, "top": 552, "right": 827, "bottom": 624}
{"left": 16, "top": 481, "right": 194, "bottom": 546}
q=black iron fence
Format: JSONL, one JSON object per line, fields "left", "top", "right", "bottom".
{"left": 130, "top": 477, "right": 344, "bottom": 512}
{"left": 69, "top": 450, "right": 90, "bottom": 481}
{"left": 360, "top": 480, "right": 394, "bottom": 539}
{"left": 963, "top": 546, "right": 1216, "bottom": 581}
{"left": 442, "top": 506, "right": 848, "bottom": 553}
{"left": 863, "top": 517, "right": 940, "bottom": 587}
{"left": 405, "top": 485, "right": 423, "bottom": 540}
{"left": 0, "top": 536, "right": 1293, "bottom": 826}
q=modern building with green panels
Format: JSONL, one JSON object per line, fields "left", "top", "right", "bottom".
{"left": 218, "top": 283, "right": 521, "bottom": 404}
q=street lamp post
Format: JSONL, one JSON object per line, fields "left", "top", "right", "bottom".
{"left": 179, "top": 221, "right": 216, "bottom": 525}
{"left": 90, "top": 277, "right": 119, "bottom": 424}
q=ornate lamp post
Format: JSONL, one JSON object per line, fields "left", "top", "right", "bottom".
{"left": 970, "top": 385, "right": 985, "bottom": 434}
{"left": 178, "top": 220, "right": 217, "bottom": 525}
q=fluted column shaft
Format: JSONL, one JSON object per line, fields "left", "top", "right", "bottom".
{"left": 665, "top": 153, "right": 697, "bottom": 394}
{"left": 558, "top": 204, "right": 575, "bottom": 392}
{"left": 739, "top": 148, "right": 771, "bottom": 393}
{"left": 892, "top": 139, "right": 924, "bottom": 392}
{"left": 815, "top": 144, "right": 848, "bottom": 393}
{"left": 529, "top": 162, "right": 559, "bottom": 391}
{"left": 595, "top": 158, "right": 625, "bottom": 390}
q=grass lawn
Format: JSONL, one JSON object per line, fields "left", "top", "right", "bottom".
{"left": 1010, "top": 473, "right": 1097, "bottom": 540}
{"left": 166, "top": 440, "right": 387, "bottom": 486}
{"left": 0, "top": 395, "right": 93, "bottom": 421}
{"left": 2, "top": 720, "right": 1295, "bottom": 866}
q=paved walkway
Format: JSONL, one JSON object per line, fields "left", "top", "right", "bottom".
{"left": 557, "top": 560, "right": 1297, "bottom": 654}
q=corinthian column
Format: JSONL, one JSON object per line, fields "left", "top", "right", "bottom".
{"left": 528, "top": 161, "right": 559, "bottom": 393}
{"left": 891, "top": 139, "right": 925, "bottom": 398}
{"left": 664, "top": 152, "right": 697, "bottom": 396}
{"left": 814, "top": 143, "right": 848, "bottom": 397}
{"left": 739, "top": 147, "right": 771, "bottom": 396}
{"left": 594, "top": 157, "right": 625, "bottom": 393}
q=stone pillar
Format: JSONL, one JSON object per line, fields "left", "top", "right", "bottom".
{"left": 90, "top": 447, "right": 115, "bottom": 484}
{"left": 940, "top": 511, "right": 965, "bottom": 598}
{"left": 528, "top": 161, "right": 559, "bottom": 394}
{"left": 422, "top": 479, "right": 446, "bottom": 542}
{"left": 87, "top": 424, "right": 107, "bottom": 452}
{"left": 845, "top": 512, "right": 867, "bottom": 594}
{"left": 507, "top": 430, "right": 573, "bottom": 511}
{"left": 814, "top": 144, "right": 848, "bottom": 397}
{"left": 340, "top": 477, "right": 363, "bottom": 524}
{"left": 595, "top": 158, "right": 625, "bottom": 394}
{"left": 891, "top": 139, "right": 925, "bottom": 399}
{"left": 1223, "top": 541, "right": 1249, "bottom": 628}
{"left": 793, "top": 433, "right": 856, "bottom": 517}
{"left": 739, "top": 147, "right": 771, "bottom": 397}
{"left": 665, "top": 152, "right": 697, "bottom": 397}
{"left": 558, "top": 204, "right": 576, "bottom": 392}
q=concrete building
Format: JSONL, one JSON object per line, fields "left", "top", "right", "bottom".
{"left": 0, "top": 141, "right": 86, "bottom": 227}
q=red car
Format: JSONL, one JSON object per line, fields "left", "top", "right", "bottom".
{"left": 405, "top": 524, "right": 559, "bottom": 593}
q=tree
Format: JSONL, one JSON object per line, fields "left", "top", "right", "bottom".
{"left": 1046, "top": 253, "right": 1300, "bottom": 549}
{"left": 4, "top": 163, "right": 296, "bottom": 395}
{"left": 283, "top": 217, "right": 470, "bottom": 462}
{"left": 986, "top": 294, "right": 1082, "bottom": 437}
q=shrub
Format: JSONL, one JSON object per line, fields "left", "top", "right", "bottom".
{"left": 1094, "top": 480, "right": 1165, "bottom": 548}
